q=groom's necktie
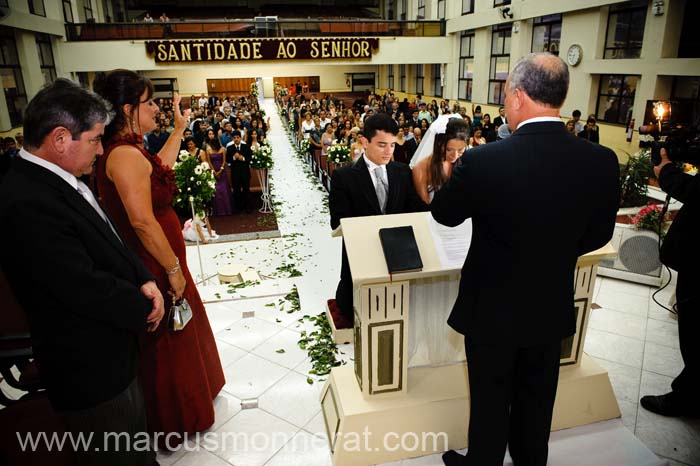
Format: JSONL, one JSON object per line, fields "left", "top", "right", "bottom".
{"left": 374, "top": 166, "right": 388, "bottom": 214}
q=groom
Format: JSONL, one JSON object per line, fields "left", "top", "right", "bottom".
{"left": 329, "top": 113, "right": 426, "bottom": 328}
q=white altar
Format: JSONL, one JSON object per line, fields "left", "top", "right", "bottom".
{"left": 320, "top": 212, "right": 620, "bottom": 466}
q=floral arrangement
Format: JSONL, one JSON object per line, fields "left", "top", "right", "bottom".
{"left": 251, "top": 141, "right": 273, "bottom": 169}
{"left": 298, "top": 138, "right": 310, "bottom": 154}
{"left": 327, "top": 142, "right": 352, "bottom": 164}
{"left": 279, "top": 108, "right": 288, "bottom": 118}
{"left": 173, "top": 150, "right": 216, "bottom": 216}
{"left": 288, "top": 121, "right": 295, "bottom": 133}
{"left": 250, "top": 82, "right": 259, "bottom": 98}
{"left": 259, "top": 108, "right": 266, "bottom": 118}
{"left": 632, "top": 204, "right": 668, "bottom": 238}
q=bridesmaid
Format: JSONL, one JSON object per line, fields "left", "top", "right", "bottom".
{"left": 93, "top": 69, "right": 225, "bottom": 446}
{"left": 202, "top": 133, "right": 232, "bottom": 216}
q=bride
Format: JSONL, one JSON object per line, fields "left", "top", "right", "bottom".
{"left": 411, "top": 116, "right": 469, "bottom": 203}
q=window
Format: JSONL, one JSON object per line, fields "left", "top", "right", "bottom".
{"left": 494, "top": 0, "right": 511, "bottom": 6}
{"left": 489, "top": 24, "right": 511, "bottom": 105}
{"left": 437, "top": 0, "right": 445, "bottom": 19}
{"left": 62, "top": 0, "right": 74, "bottom": 23}
{"left": 387, "top": 65, "right": 394, "bottom": 90}
{"left": 532, "top": 14, "right": 562, "bottom": 56}
{"left": 596, "top": 74, "right": 639, "bottom": 124}
{"left": 678, "top": 1, "right": 700, "bottom": 58}
{"left": 400, "top": 0, "right": 407, "bottom": 20}
{"left": 462, "top": 0, "right": 474, "bottom": 15}
{"left": 36, "top": 33, "right": 57, "bottom": 85}
{"left": 415, "top": 65, "right": 424, "bottom": 95}
{"left": 671, "top": 76, "right": 700, "bottom": 130}
{"left": 0, "top": 27, "right": 28, "bottom": 127}
{"left": 84, "top": 0, "right": 94, "bottom": 21}
{"left": 399, "top": 64, "right": 406, "bottom": 92}
{"left": 417, "top": 0, "right": 425, "bottom": 19}
{"left": 432, "top": 64, "right": 442, "bottom": 97}
{"left": 604, "top": 0, "right": 647, "bottom": 59}
{"left": 458, "top": 31, "right": 475, "bottom": 101}
{"left": 28, "top": 0, "right": 46, "bottom": 16}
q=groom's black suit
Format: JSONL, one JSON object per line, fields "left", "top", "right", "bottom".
{"left": 330, "top": 155, "right": 426, "bottom": 319}
{"left": 431, "top": 121, "right": 619, "bottom": 465}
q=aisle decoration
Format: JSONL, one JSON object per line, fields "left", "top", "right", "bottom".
{"left": 173, "top": 150, "right": 216, "bottom": 217}
{"left": 251, "top": 141, "right": 274, "bottom": 213}
{"left": 327, "top": 142, "right": 352, "bottom": 165}
{"left": 250, "top": 82, "right": 259, "bottom": 99}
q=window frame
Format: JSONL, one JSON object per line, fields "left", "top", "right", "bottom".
{"left": 417, "top": 0, "right": 426, "bottom": 19}
{"left": 437, "top": 0, "right": 446, "bottom": 19}
{"left": 595, "top": 74, "right": 640, "bottom": 125}
{"left": 432, "top": 64, "right": 442, "bottom": 98}
{"left": 415, "top": 64, "right": 424, "bottom": 95}
{"left": 399, "top": 64, "right": 406, "bottom": 92}
{"left": 494, "top": 0, "right": 511, "bottom": 6}
{"left": 399, "top": 0, "right": 407, "bottom": 20}
{"left": 462, "top": 0, "right": 474, "bottom": 15}
{"left": 488, "top": 24, "right": 511, "bottom": 105}
{"left": 458, "top": 30, "right": 475, "bottom": 102}
{"left": 35, "top": 33, "right": 57, "bottom": 85}
{"left": 62, "top": 0, "right": 74, "bottom": 23}
{"left": 387, "top": 64, "right": 394, "bottom": 90}
{"left": 0, "top": 27, "right": 28, "bottom": 127}
{"left": 28, "top": 0, "right": 46, "bottom": 16}
{"left": 84, "top": 0, "right": 94, "bottom": 21}
{"left": 603, "top": 0, "right": 647, "bottom": 59}
{"left": 531, "top": 14, "right": 562, "bottom": 56}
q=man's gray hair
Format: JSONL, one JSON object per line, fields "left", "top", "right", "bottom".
{"left": 23, "top": 78, "right": 113, "bottom": 149}
{"left": 508, "top": 53, "right": 569, "bottom": 108}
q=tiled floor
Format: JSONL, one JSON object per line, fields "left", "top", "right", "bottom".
{"left": 4, "top": 100, "right": 699, "bottom": 465}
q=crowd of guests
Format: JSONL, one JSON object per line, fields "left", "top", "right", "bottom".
{"left": 142, "top": 93, "right": 270, "bottom": 218}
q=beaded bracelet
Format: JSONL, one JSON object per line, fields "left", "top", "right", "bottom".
{"left": 166, "top": 257, "right": 180, "bottom": 275}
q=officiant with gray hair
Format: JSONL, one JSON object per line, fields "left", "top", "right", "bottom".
{"left": 432, "top": 53, "right": 619, "bottom": 466}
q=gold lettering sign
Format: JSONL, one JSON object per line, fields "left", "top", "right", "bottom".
{"left": 145, "top": 39, "right": 379, "bottom": 63}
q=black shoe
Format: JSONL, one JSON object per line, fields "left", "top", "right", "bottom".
{"left": 442, "top": 450, "right": 466, "bottom": 466}
{"left": 640, "top": 392, "right": 700, "bottom": 417}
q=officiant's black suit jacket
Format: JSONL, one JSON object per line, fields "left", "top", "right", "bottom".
{"left": 330, "top": 155, "right": 427, "bottom": 317}
{"left": 431, "top": 121, "right": 619, "bottom": 345}
{"left": 0, "top": 158, "right": 154, "bottom": 411}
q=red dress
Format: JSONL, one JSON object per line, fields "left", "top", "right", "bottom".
{"left": 95, "top": 134, "right": 225, "bottom": 440}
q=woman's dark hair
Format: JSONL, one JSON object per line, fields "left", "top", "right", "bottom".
{"left": 247, "top": 130, "right": 259, "bottom": 145}
{"left": 92, "top": 69, "right": 154, "bottom": 143}
{"left": 184, "top": 136, "right": 196, "bottom": 146}
{"left": 429, "top": 118, "right": 469, "bottom": 191}
{"left": 208, "top": 134, "right": 221, "bottom": 151}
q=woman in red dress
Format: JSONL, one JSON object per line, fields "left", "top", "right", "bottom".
{"left": 93, "top": 70, "right": 224, "bottom": 446}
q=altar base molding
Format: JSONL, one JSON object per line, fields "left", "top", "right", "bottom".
{"left": 323, "top": 212, "right": 619, "bottom": 466}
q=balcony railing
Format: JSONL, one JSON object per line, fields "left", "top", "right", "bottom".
{"left": 64, "top": 19, "right": 445, "bottom": 41}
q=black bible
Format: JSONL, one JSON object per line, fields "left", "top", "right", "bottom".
{"left": 379, "top": 226, "right": 423, "bottom": 273}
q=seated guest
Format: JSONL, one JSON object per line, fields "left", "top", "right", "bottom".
{"left": 180, "top": 128, "right": 193, "bottom": 151}
{"left": 412, "top": 118, "right": 469, "bottom": 204}
{"left": 565, "top": 120, "right": 576, "bottom": 135}
{"left": 328, "top": 113, "right": 427, "bottom": 328}
{"left": 321, "top": 123, "right": 335, "bottom": 157}
{"left": 578, "top": 117, "right": 600, "bottom": 143}
{"left": 184, "top": 135, "right": 202, "bottom": 161}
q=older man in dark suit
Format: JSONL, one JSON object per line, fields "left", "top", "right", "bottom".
{"left": 433, "top": 53, "right": 619, "bottom": 466}
{"left": 329, "top": 113, "right": 427, "bottom": 328}
{"left": 0, "top": 79, "right": 164, "bottom": 466}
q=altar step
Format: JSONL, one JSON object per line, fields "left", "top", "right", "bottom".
{"left": 198, "top": 276, "right": 297, "bottom": 304}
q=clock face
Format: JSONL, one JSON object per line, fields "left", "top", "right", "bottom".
{"left": 567, "top": 45, "right": 582, "bottom": 66}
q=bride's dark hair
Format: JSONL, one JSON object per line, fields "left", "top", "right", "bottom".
{"left": 428, "top": 118, "right": 469, "bottom": 190}
{"left": 93, "top": 69, "right": 154, "bottom": 142}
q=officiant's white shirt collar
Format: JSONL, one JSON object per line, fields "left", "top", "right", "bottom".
{"left": 517, "top": 116, "right": 563, "bottom": 130}
{"left": 19, "top": 148, "right": 79, "bottom": 190}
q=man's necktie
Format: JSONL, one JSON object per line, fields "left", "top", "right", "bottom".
{"left": 76, "top": 181, "right": 122, "bottom": 243}
{"left": 374, "top": 166, "right": 388, "bottom": 214}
